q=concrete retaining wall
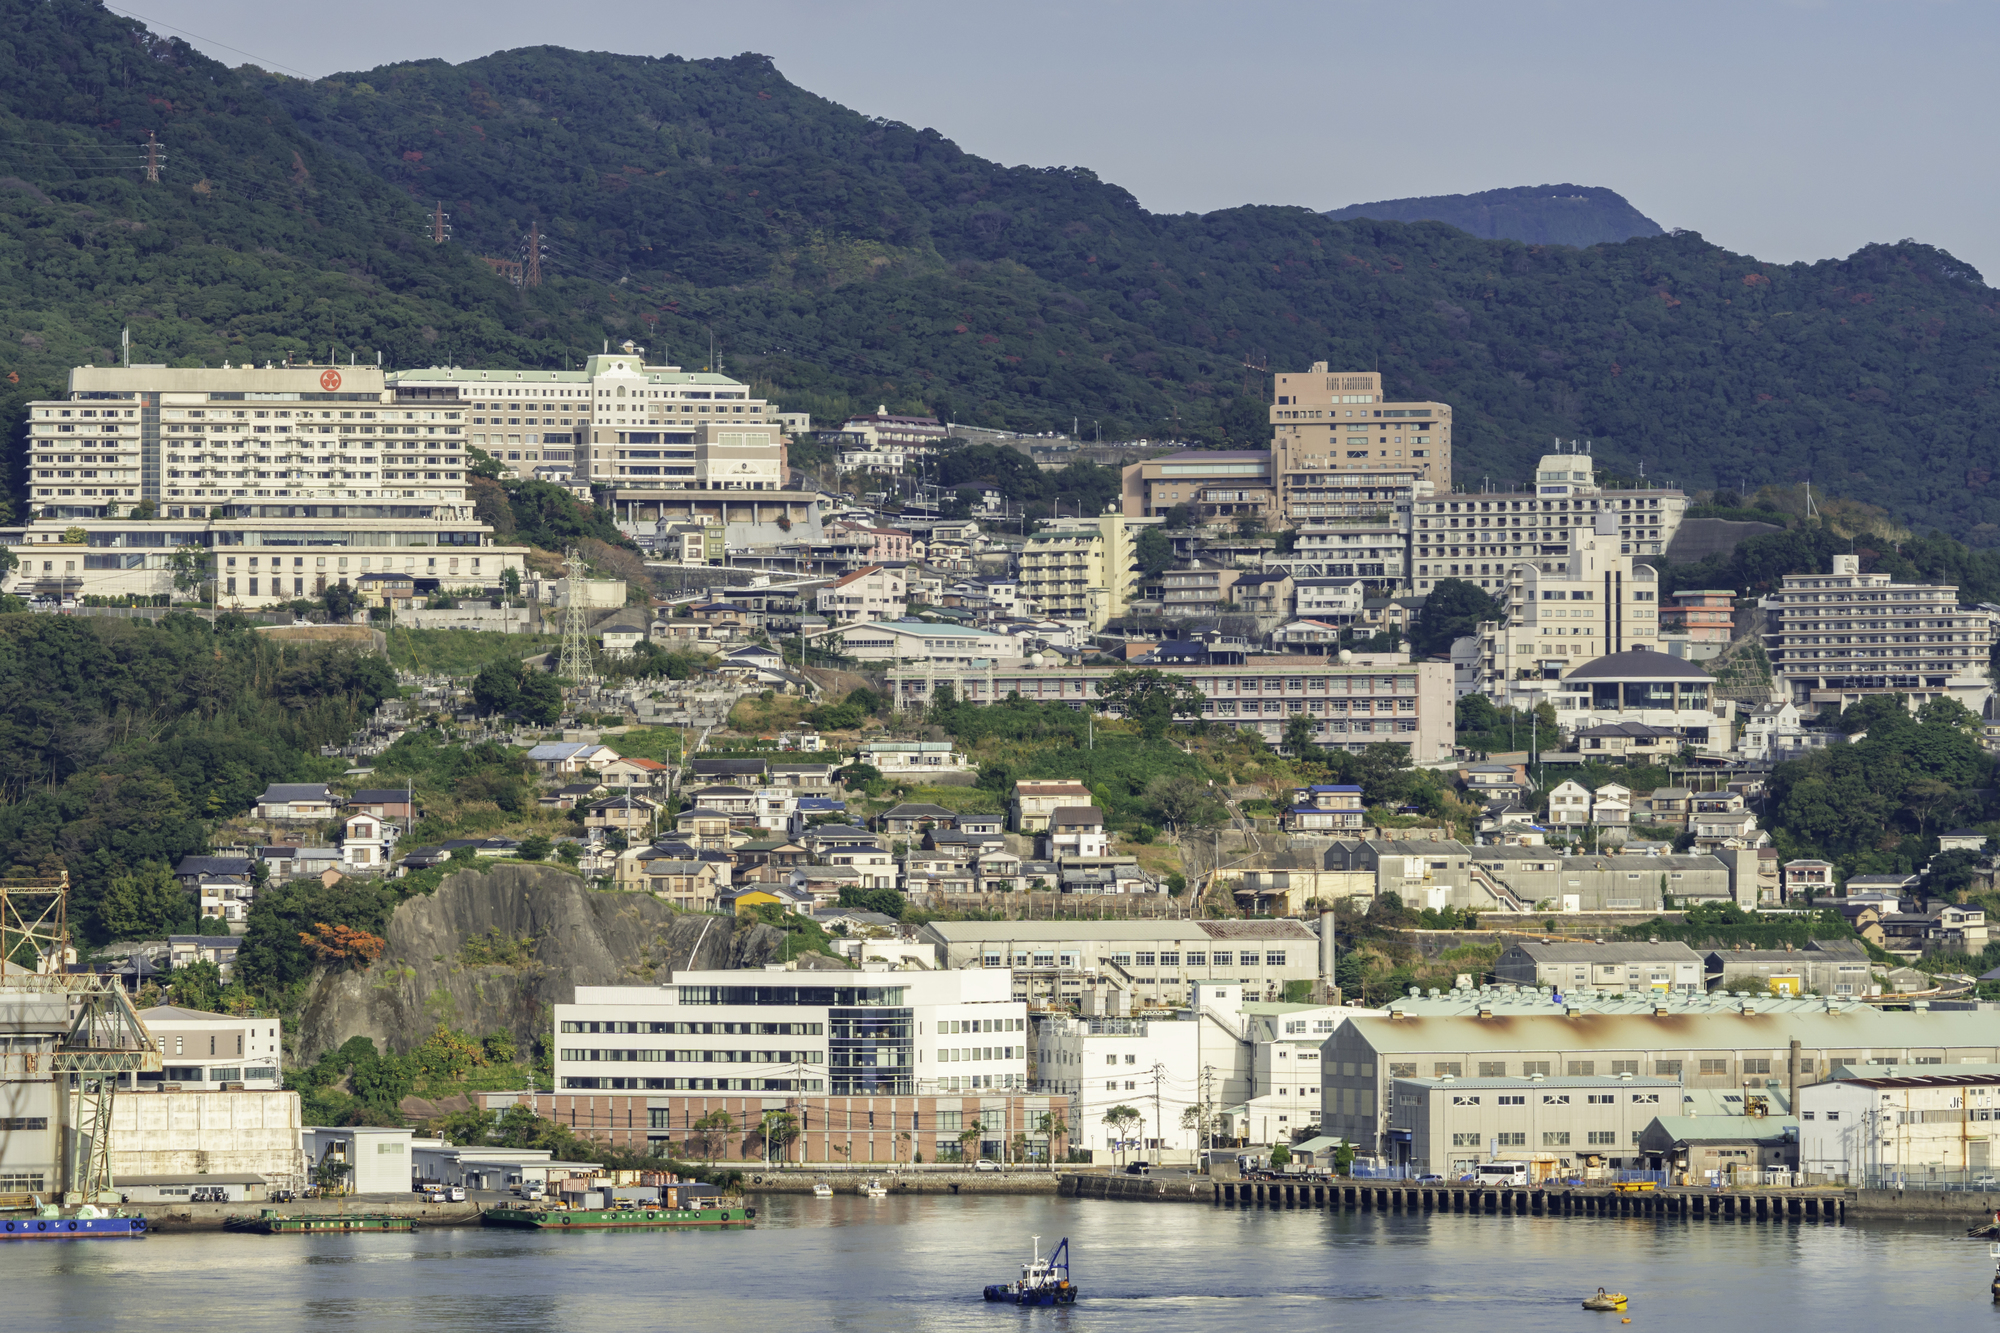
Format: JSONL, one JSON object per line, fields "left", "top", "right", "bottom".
{"left": 747, "top": 1170, "right": 1058, "bottom": 1196}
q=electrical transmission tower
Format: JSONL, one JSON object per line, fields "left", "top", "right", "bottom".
{"left": 523, "top": 220, "right": 544, "bottom": 288}
{"left": 143, "top": 131, "right": 161, "bottom": 184}
{"left": 430, "top": 200, "right": 451, "bottom": 244}
{"left": 557, "top": 545, "right": 596, "bottom": 691}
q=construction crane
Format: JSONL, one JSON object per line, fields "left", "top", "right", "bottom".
{"left": 0, "top": 873, "right": 160, "bottom": 1205}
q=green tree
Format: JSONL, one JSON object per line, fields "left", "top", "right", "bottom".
{"left": 471, "top": 661, "right": 521, "bottom": 716}
{"left": 96, "top": 862, "right": 193, "bottom": 940}
{"left": 1101, "top": 1104, "right": 1142, "bottom": 1164}
{"left": 1269, "top": 1142, "right": 1293, "bottom": 1168}
{"left": 1097, "top": 669, "right": 1206, "bottom": 741}
{"left": 1135, "top": 525, "right": 1175, "bottom": 579}
{"left": 169, "top": 545, "right": 212, "bottom": 602}
{"left": 517, "top": 834, "right": 553, "bottom": 861}
{"left": 927, "top": 680, "right": 960, "bottom": 727}
{"left": 1411, "top": 579, "right": 1502, "bottom": 657}
{"left": 500, "top": 567, "right": 522, "bottom": 597}
{"left": 516, "top": 669, "right": 564, "bottom": 726}
{"left": 1145, "top": 773, "right": 1226, "bottom": 837}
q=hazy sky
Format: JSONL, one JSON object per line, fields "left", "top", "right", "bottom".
{"left": 107, "top": 0, "right": 2000, "bottom": 278}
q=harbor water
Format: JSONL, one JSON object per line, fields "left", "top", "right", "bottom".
{"left": 2, "top": 1192, "right": 1988, "bottom": 1331}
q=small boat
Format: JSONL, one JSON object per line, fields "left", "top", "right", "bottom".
{"left": 812, "top": 1181, "right": 834, "bottom": 1199}
{"left": 1582, "top": 1289, "right": 1628, "bottom": 1312}
{"left": 984, "top": 1235, "right": 1078, "bottom": 1306}
{"left": 482, "top": 1202, "right": 754, "bottom": 1230}
{"left": 861, "top": 1179, "right": 888, "bottom": 1198}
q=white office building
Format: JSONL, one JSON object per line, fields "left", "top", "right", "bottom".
{"left": 554, "top": 966, "right": 1028, "bottom": 1098}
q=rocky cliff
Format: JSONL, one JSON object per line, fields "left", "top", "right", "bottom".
{"left": 295, "top": 865, "right": 788, "bottom": 1062}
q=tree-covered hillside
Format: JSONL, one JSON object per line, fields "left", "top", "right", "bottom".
{"left": 6, "top": 1, "right": 2000, "bottom": 539}
{"left": 1325, "top": 184, "right": 1664, "bottom": 247}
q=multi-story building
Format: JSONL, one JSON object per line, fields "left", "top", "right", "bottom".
{"left": 11, "top": 362, "right": 529, "bottom": 607}
{"left": 831, "top": 619, "right": 1017, "bottom": 665}
{"left": 1156, "top": 564, "right": 1241, "bottom": 615}
{"left": 1410, "top": 450, "right": 1685, "bottom": 598}
{"left": 134, "top": 1005, "right": 284, "bottom": 1090}
{"left": 1010, "top": 780, "right": 1095, "bottom": 833}
{"left": 1391, "top": 1073, "right": 1682, "bottom": 1177}
{"left": 1545, "top": 648, "right": 1735, "bottom": 754}
{"left": 816, "top": 565, "right": 908, "bottom": 624}
{"left": 1268, "top": 367, "right": 1450, "bottom": 520}
{"left": 1120, "top": 450, "right": 1274, "bottom": 522}
{"left": 919, "top": 920, "right": 1324, "bottom": 1008}
{"left": 1473, "top": 517, "right": 1665, "bottom": 708}
{"left": 1323, "top": 989, "right": 2000, "bottom": 1157}
{"left": 546, "top": 968, "right": 1070, "bottom": 1165}
{"left": 1660, "top": 589, "right": 1736, "bottom": 651}
{"left": 1763, "top": 553, "right": 1995, "bottom": 713}
{"left": 887, "top": 654, "right": 1453, "bottom": 757}
{"left": 1492, "top": 942, "right": 1705, "bottom": 993}
{"left": 1800, "top": 1061, "right": 2000, "bottom": 1185}
{"left": 1278, "top": 520, "right": 1410, "bottom": 594}
{"left": 1017, "top": 511, "right": 1157, "bottom": 630}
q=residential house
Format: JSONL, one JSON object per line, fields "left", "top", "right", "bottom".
{"left": 1690, "top": 809, "right": 1765, "bottom": 851}
{"left": 687, "top": 785, "right": 759, "bottom": 823}
{"left": 1939, "top": 829, "right": 1990, "bottom": 853}
{"left": 195, "top": 875, "right": 255, "bottom": 929}
{"left": 1641, "top": 788, "right": 1694, "bottom": 829}
{"left": 975, "top": 849, "right": 1025, "bottom": 892}
{"left": 857, "top": 739, "right": 972, "bottom": 777}
{"left": 1546, "top": 780, "right": 1592, "bottom": 828}
{"left": 1283, "top": 785, "right": 1367, "bottom": 834}
{"left": 538, "top": 782, "right": 606, "bottom": 811}
{"left": 1782, "top": 859, "right": 1836, "bottom": 903}
{"left": 675, "top": 808, "right": 736, "bottom": 850}
{"left": 525, "top": 742, "right": 620, "bottom": 778}
{"left": 346, "top": 789, "right": 414, "bottom": 822}
{"left": 174, "top": 855, "right": 253, "bottom": 890}
{"left": 817, "top": 565, "right": 908, "bottom": 624}
{"left": 1011, "top": 780, "right": 1095, "bottom": 833}
{"left": 1044, "top": 807, "right": 1109, "bottom": 860}
{"left": 635, "top": 858, "right": 723, "bottom": 912}
{"left": 769, "top": 763, "right": 837, "bottom": 791}
{"left": 598, "top": 622, "right": 647, "bottom": 659}
{"left": 586, "top": 795, "right": 659, "bottom": 836}
{"left": 692, "top": 757, "right": 768, "bottom": 785}
{"left": 1159, "top": 565, "right": 1242, "bottom": 614}
{"left": 1272, "top": 619, "right": 1351, "bottom": 655}
{"left": 1574, "top": 720, "right": 1682, "bottom": 761}
{"left": 255, "top": 784, "right": 336, "bottom": 822}
{"left": 599, "top": 756, "right": 670, "bottom": 789}
{"left": 801, "top": 823, "right": 884, "bottom": 859}
{"left": 878, "top": 803, "right": 960, "bottom": 837}
{"left": 167, "top": 935, "right": 242, "bottom": 979}
{"left": 340, "top": 813, "right": 393, "bottom": 870}
{"left": 1228, "top": 570, "right": 1296, "bottom": 633}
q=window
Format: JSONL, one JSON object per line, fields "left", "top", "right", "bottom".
{"left": 1478, "top": 1062, "right": 1507, "bottom": 1077}
{"left": 1496, "top": 1094, "right": 1525, "bottom": 1106}
{"left": 1825, "top": 1111, "right": 1839, "bottom": 1122}
{"left": 1106, "top": 1055, "right": 1118, "bottom": 1066}
{"left": 1542, "top": 1132, "right": 1571, "bottom": 1146}
{"left": 1631, "top": 1093, "right": 1660, "bottom": 1104}
{"left": 1389, "top": 1063, "right": 1417, "bottom": 1078}
{"left": 1567, "top": 1061, "right": 1594, "bottom": 1076}
{"left": 1699, "top": 1059, "right": 1730, "bottom": 1076}
{"left": 1497, "top": 1132, "right": 1526, "bottom": 1147}
{"left": 1451, "top": 1132, "right": 1481, "bottom": 1147}
{"left": 1587, "top": 1131, "right": 1617, "bottom": 1146}
{"left": 1655, "top": 1060, "right": 1682, "bottom": 1077}
{"left": 1586, "top": 1094, "right": 1616, "bottom": 1105}
{"left": 1743, "top": 1058, "right": 1771, "bottom": 1075}
{"left": 1433, "top": 1062, "right": 1462, "bottom": 1077}
{"left": 1265, "top": 952, "right": 1287, "bottom": 966}
{"left": 1609, "top": 1060, "right": 1638, "bottom": 1075}
{"left": 1542, "top": 1094, "right": 1570, "bottom": 1105}
{"left": 1212, "top": 952, "right": 1233, "bottom": 966}
{"left": 1451, "top": 1095, "right": 1481, "bottom": 1106}
{"left": 1522, "top": 1061, "right": 1550, "bottom": 1076}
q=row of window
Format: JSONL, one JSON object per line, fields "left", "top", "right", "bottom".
{"left": 559, "top": 1048, "right": 823, "bottom": 1064}
{"left": 563, "top": 1077, "right": 818, "bottom": 1091}
{"left": 559, "top": 1020, "right": 823, "bottom": 1035}
{"left": 1446, "top": 1092, "right": 1662, "bottom": 1106}
{"left": 1388, "top": 1057, "right": 1810, "bottom": 1078}
{"left": 1451, "top": 1131, "right": 1630, "bottom": 1147}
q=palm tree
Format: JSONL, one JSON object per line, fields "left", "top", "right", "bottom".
{"left": 1037, "top": 1112, "right": 1070, "bottom": 1167}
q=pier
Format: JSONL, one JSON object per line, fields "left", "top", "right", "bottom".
{"left": 1060, "top": 1174, "right": 1849, "bottom": 1222}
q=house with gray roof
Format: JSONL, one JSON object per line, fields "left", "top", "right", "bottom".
{"left": 1494, "top": 940, "right": 1705, "bottom": 993}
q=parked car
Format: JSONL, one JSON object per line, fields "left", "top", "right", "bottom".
{"left": 447, "top": 1186, "right": 467, "bottom": 1202}
{"left": 973, "top": 1159, "right": 1000, "bottom": 1172}
{"left": 1415, "top": 1174, "right": 1445, "bottom": 1184}
{"left": 423, "top": 1188, "right": 447, "bottom": 1203}
{"left": 1123, "top": 1161, "right": 1152, "bottom": 1175}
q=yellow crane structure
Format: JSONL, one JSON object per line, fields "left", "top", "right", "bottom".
{"left": 0, "top": 873, "right": 161, "bottom": 1205}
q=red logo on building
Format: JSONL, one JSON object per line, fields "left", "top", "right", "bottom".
{"left": 320, "top": 369, "right": 342, "bottom": 391}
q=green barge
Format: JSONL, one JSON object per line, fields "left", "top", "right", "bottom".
{"left": 226, "top": 1212, "right": 417, "bottom": 1234}
{"left": 483, "top": 1203, "right": 754, "bottom": 1230}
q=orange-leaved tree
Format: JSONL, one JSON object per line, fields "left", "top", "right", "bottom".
{"left": 298, "top": 922, "right": 386, "bottom": 966}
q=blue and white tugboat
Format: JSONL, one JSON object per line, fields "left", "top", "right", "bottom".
{"left": 983, "top": 1235, "right": 1077, "bottom": 1306}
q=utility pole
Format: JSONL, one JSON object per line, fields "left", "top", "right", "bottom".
{"left": 1151, "top": 1061, "right": 1165, "bottom": 1161}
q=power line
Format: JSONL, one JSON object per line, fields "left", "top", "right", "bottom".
{"left": 101, "top": 4, "right": 316, "bottom": 78}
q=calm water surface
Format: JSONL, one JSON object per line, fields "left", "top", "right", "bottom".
{"left": 3, "top": 1193, "right": 1992, "bottom": 1332}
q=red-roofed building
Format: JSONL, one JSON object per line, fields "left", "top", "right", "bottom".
{"left": 816, "top": 564, "right": 906, "bottom": 623}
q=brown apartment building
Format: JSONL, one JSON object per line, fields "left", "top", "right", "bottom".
{"left": 1270, "top": 367, "right": 1452, "bottom": 526}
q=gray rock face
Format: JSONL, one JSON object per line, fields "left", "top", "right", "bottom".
{"left": 296, "top": 864, "right": 785, "bottom": 1062}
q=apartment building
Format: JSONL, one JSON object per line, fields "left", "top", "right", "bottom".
{"left": 1017, "top": 511, "right": 1158, "bottom": 630}
{"left": 1268, "top": 367, "right": 1450, "bottom": 519}
{"left": 11, "top": 362, "right": 529, "bottom": 606}
{"left": 1278, "top": 520, "right": 1410, "bottom": 594}
{"left": 1120, "top": 450, "right": 1274, "bottom": 522}
{"left": 1473, "top": 515, "right": 1664, "bottom": 708}
{"left": 1410, "top": 451, "right": 1685, "bottom": 597}
{"left": 1322, "top": 990, "right": 2000, "bottom": 1156}
{"left": 1763, "top": 554, "right": 1994, "bottom": 713}
{"left": 887, "top": 655, "right": 1453, "bottom": 756}
{"left": 1158, "top": 564, "right": 1242, "bottom": 614}
{"left": 1661, "top": 589, "right": 1736, "bottom": 648}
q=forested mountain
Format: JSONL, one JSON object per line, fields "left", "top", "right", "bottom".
{"left": 5, "top": 1, "right": 2000, "bottom": 538}
{"left": 1324, "top": 185, "right": 1664, "bottom": 248}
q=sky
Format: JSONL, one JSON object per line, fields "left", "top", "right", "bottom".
{"left": 105, "top": 0, "right": 2000, "bottom": 279}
